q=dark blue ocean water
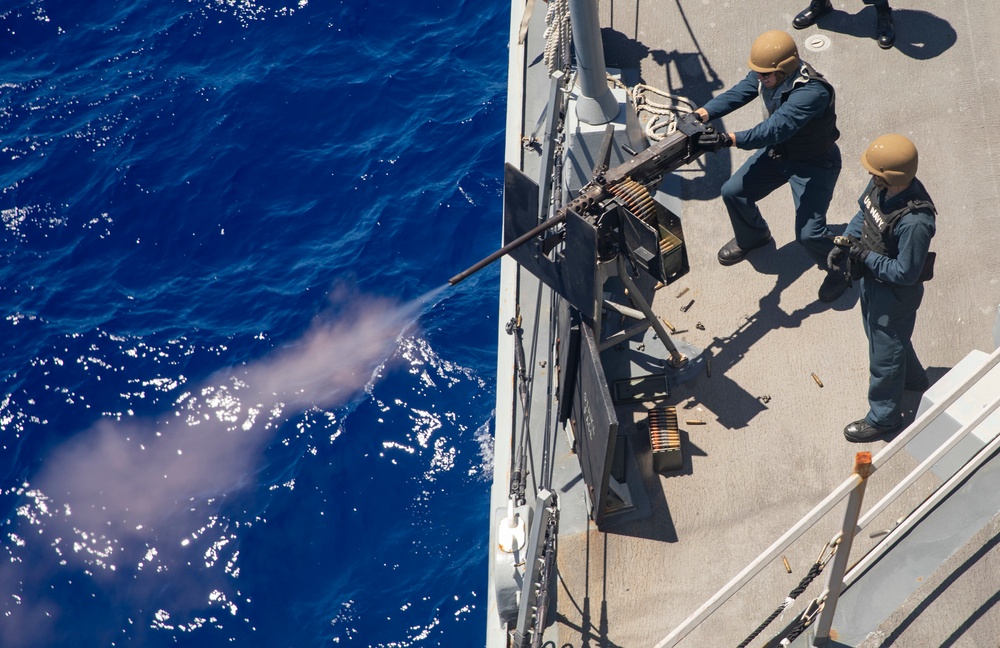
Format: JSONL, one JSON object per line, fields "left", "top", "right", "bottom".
{"left": 0, "top": 1, "right": 506, "bottom": 646}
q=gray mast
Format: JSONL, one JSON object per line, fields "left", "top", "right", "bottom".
{"left": 568, "top": 0, "right": 619, "bottom": 125}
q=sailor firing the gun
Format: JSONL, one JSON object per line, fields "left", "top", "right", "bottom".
{"left": 692, "top": 30, "right": 850, "bottom": 303}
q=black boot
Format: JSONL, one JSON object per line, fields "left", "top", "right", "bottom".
{"left": 818, "top": 270, "right": 849, "bottom": 302}
{"left": 844, "top": 418, "right": 901, "bottom": 443}
{"left": 792, "top": 0, "right": 833, "bottom": 30}
{"left": 717, "top": 231, "right": 772, "bottom": 266}
{"left": 876, "top": 7, "right": 895, "bottom": 49}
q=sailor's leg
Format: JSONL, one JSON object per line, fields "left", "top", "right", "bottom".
{"left": 863, "top": 0, "right": 895, "bottom": 48}
{"left": 863, "top": 281, "right": 922, "bottom": 428}
{"left": 720, "top": 149, "right": 787, "bottom": 247}
{"left": 788, "top": 145, "right": 842, "bottom": 267}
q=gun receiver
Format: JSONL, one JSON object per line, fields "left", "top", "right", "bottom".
{"left": 448, "top": 115, "right": 711, "bottom": 286}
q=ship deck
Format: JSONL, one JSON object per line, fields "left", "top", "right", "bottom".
{"left": 489, "top": 1, "right": 1000, "bottom": 647}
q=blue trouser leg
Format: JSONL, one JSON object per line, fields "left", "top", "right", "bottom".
{"left": 787, "top": 147, "right": 841, "bottom": 267}
{"left": 863, "top": 0, "right": 890, "bottom": 8}
{"left": 720, "top": 149, "right": 785, "bottom": 248}
{"left": 860, "top": 278, "right": 924, "bottom": 428}
{"left": 905, "top": 344, "right": 927, "bottom": 385}
{"left": 720, "top": 147, "right": 840, "bottom": 267}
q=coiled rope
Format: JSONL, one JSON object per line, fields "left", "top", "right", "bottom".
{"left": 543, "top": 0, "right": 571, "bottom": 76}
{"left": 608, "top": 75, "right": 697, "bottom": 142}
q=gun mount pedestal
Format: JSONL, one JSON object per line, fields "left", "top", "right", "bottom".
{"left": 597, "top": 253, "right": 706, "bottom": 404}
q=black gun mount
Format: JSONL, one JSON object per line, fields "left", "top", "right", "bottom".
{"left": 448, "top": 114, "right": 714, "bottom": 287}
{"left": 472, "top": 113, "right": 716, "bottom": 539}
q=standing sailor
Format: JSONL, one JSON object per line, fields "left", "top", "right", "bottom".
{"left": 828, "top": 134, "right": 936, "bottom": 443}
{"left": 792, "top": 0, "right": 896, "bottom": 50}
{"left": 694, "top": 30, "right": 848, "bottom": 302}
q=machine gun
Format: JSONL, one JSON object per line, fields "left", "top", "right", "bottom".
{"left": 449, "top": 113, "right": 717, "bottom": 287}
{"left": 449, "top": 112, "right": 718, "bottom": 373}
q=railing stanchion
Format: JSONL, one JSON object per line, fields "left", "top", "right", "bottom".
{"left": 812, "top": 452, "right": 873, "bottom": 646}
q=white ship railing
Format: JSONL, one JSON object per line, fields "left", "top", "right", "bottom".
{"left": 654, "top": 344, "right": 1000, "bottom": 648}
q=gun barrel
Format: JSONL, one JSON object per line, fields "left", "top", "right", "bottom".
{"left": 448, "top": 211, "right": 567, "bottom": 285}
{"left": 448, "top": 116, "right": 709, "bottom": 287}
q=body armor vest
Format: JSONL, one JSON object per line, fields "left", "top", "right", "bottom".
{"left": 766, "top": 63, "right": 839, "bottom": 161}
{"left": 860, "top": 178, "right": 936, "bottom": 258}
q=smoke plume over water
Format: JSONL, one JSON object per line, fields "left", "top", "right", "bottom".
{"left": 1, "top": 288, "right": 443, "bottom": 646}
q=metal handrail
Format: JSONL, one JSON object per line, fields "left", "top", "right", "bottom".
{"left": 653, "top": 345, "right": 1000, "bottom": 648}
{"left": 808, "top": 386, "right": 1000, "bottom": 645}
{"left": 810, "top": 453, "right": 872, "bottom": 644}
{"left": 653, "top": 473, "right": 863, "bottom": 648}
{"left": 845, "top": 408, "right": 1000, "bottom": 587}
{"left": 858, "top": 388, "right": 1000, "bottom": 532}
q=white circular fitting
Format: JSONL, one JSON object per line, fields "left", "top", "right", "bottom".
{"left": 804, "top": 34, "right": 832, "bottom": 52}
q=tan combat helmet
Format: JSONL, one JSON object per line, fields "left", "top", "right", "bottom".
{"left": 861, "top": 134, "right": 918, "bottom": 187}
{"left": 748, "top": 30, "right": 800, "bottom": 76}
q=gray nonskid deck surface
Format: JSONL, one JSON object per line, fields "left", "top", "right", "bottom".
{"left": 860, "top": 511, "right": 1000, "bottom": 648}
{"left": 547, "top": 1, "right": 1000, "bottom": 647}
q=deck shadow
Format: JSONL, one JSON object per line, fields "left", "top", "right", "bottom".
{"left": 597, "top": 419, "right": 702, "bottom": 542}
{"left": 879, "top": 365, "right": 955, "bottom": 436}
{"left": 600, "top": 24, "right": 733, "bottom": 202}
{"left": 680, "top": 241, "right": 858, "bottom": 430}
{"left": 554, "top": 529, "right": 629, "bottom": 648}
{"left": 810, "top": 8, "right": 956, "bottom": 60}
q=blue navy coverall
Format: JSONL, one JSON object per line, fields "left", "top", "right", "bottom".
{"left": 844, "top": 179, "right": 936, "bottom": 429}
{"left": 701, "top": 68, "right": 840, "bottom": 266}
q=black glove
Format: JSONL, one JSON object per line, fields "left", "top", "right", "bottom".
{"left": 826, "top": 245, "right": 847, "bottom": 271}
{"left": 847, "top": 236, "right": 870, "bottom": 263}
{"left": 696, "top": 131, "right": 733, "bottom": 152}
